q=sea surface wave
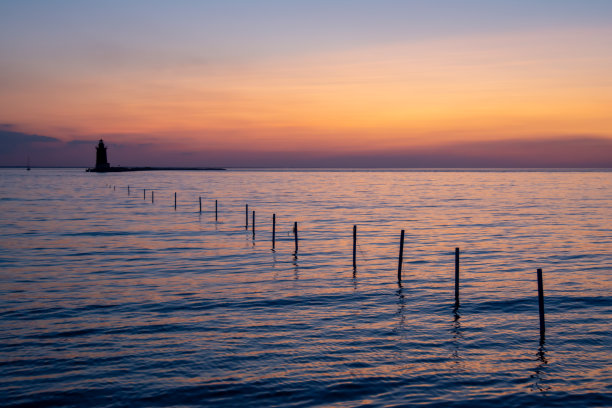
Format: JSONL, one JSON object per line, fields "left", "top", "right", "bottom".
{"left": 1, "top": 168, "right": 611, "bottom": 407}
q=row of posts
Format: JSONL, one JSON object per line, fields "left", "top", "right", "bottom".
{"left": 244, "top": 204, "right": 298, "bottom": 254}
{"left": 112, "top": 184, "right": 547, "bottom": 341}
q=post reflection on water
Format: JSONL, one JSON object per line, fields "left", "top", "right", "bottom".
{"left": 395, "top": 284, "right": 406, "bottom": 335}
{"left": 292, "top": 254, "right": 299, "bottom": 280}
{"left": 450, "top": 305, "right": 465, "bottom": 372}
{"left": 530, "top": 340, "right": 551, "bottom": 393}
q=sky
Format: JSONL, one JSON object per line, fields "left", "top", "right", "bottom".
{"left": 1, "top": 0, "right": 611, "bottom": 167}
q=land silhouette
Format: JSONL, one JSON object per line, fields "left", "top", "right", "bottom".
{"left": 86, "top": 140, "right": 225, "bottom": 172}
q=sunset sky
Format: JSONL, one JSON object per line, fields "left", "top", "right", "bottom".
{"left": 1, "top": 0, "right": 611, "bottom": 167}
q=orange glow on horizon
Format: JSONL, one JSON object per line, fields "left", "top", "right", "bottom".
{"left": 2, "top": 27, "right": 610, "bottom": 154}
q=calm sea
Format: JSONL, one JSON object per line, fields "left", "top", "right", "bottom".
{"left": 1, "top": 168, "right": 611, "bottom": 407}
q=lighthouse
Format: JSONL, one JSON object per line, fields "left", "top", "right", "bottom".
{"left": 95, "top": 139, "right": 110, "bottom": 171}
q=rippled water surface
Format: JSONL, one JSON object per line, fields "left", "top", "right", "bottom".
{"left": 1, "top": 168, "right": 611, "bottom": 407}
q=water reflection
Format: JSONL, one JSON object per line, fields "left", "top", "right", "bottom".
{"left": 2, "top": 169, "right": 610, "bottom": 407}
{"left": 530, "top": 341, "right": 551, "bottom": 393}
{"left": 396, "top": 285, "right": 406, "bottom": 334}
{"left": 450, "top": 305, "right": 464, "bottom": 372}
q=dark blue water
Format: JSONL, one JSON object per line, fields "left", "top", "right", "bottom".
{"left": 1, "top": 169, "right": 611, "bottom": 407}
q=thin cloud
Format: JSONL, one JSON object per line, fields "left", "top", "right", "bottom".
{"left": 0, "top": 130, "right": 60, "bottom": 152}
{"left": 1, "top": 132, "right": 610, "bottom": 168}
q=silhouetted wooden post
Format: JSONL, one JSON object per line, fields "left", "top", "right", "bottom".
{"left": 199, "top": 196, "right": 202, "bottom": 213}
{"left": 174, "top": 192, "right": 177, "bottom": 210}
{"left": 252, "top": 210, "right": 255, "bottom": 236}
{"left": 113, "top": 185, "right": 115, "bottom": 191}
{"left": 397, "top": 230, "right": 405, "bottom": 282}
{"left": 151, "top": 191, "right": 154, "bottom": 203}
{"left": 272, "top": 214, "right": 276, "bottom": 250}
{"left": 128, "top": 185, "right": 130, "bottom": 196}
{"left": 537, "top": 268, "right": 546, "bottom": 340}
{"left": 215, "top": 200, "right": 218, "bottom": 221}
{"left": 455, "top": 247, "right": 460, "bottom": 306}
{"left": 353, "top": 225, "right": 357, "bottom": 269}
{"left": 245, "top": 204, "right": 249, "bottom": 229}
{"left": 293, "top": 222, "right": 299, "bottom": 253}
{"left": 143, "top": 189, "right": 146, "bottom": 199}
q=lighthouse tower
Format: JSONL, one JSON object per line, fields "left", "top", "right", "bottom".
{"left": 95, "top": 139, "right": 110, "bottom": 171}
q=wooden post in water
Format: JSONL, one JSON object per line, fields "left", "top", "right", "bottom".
{"left": 143, "top": 189, "right": 146, "bottom": 199}
{"left": 245, "top": 204, "right": 249, "bottom": 229}
{"left": 215, "top": 200, "right": 218, "bottom": 221}
{"left": 252, "top": 210, "right": 256, "bottom": 236}
{"left": 293, "top": 222, "right": 299, "bottom": 254}
{"left": 114, "top": 185, "right": 115, "bottom": 191}
{"left": 537, "top": 268, "right": 546, "bottom": 340}
{"left": 128, "top": 185, "right": 130, "bottom": 196}
{"left": 272, "top": 214, "right": 276, "bottom": 250}
{"left": 455, "top": 247, "right": 460, "bottom": 306}
{"left": 397, "top": 230, "right": 405, "bottom": 282}
{"left": 174, "top": 192, "right": 177, "bottom": 210}
{"left": 151, "top": 191, "right": 154, "bottom": 203}
{"left": 353, "top": 225, "right": 357, "bottom": 269}
{"left": 199, "top": 196, "right": 202, "bottom": 213}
